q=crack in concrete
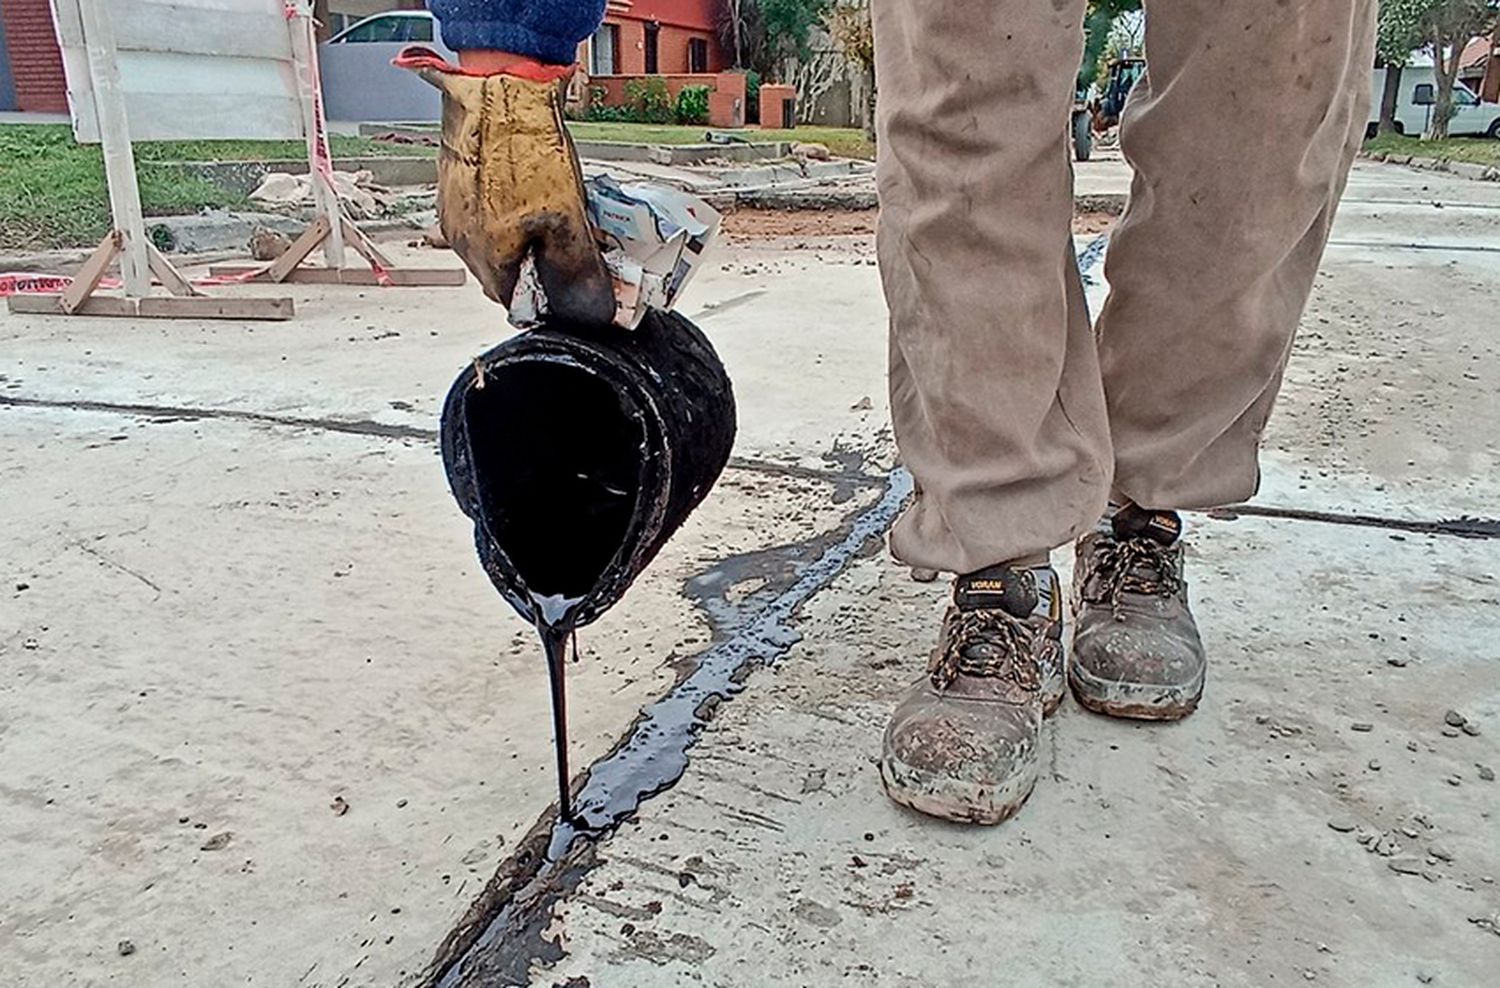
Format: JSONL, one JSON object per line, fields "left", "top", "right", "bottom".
{"left": 0, "top": 393, "right": 436, "bottom": 441}
{"left": 1209, "top": 504, "right": 1500, "bottom": 540}
{"left": 1325, "top": 238, "right": 1500, "bottom": 254}
{"left": 10, "top": 393, "right": 1490, "bottom": 540}
{"left": 0, "top": 393, "right": 888, "bottom": 489}
{"left": 420, "top": 470, "right": 913, "bottom": 988}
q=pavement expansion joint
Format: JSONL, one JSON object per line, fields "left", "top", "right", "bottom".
{"left": 420, "top": 470, "right": 914, "bottom": 987}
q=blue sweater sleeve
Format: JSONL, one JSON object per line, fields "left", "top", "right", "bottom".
{"left": 426, "top": 0, "right": 606, "bottom": 64}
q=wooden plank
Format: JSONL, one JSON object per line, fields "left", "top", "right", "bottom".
{"left": 138, "top": 296, "right": 294, "bottom": 320}
{"left": 77, "top": 0, "right": 151, "bottom": 295}
{"left": 341, "top": 218, "right": 396, "bottom": 270}
{"left": 110, "top": 6, "right": 291, "bottom": 61}
{"left": 60, "top": 231, "right": 122, "bottom": 314}
{"left": 9, "top": 295, "right": 137, "bottom": 317}
{"left": 9, "top": 295, "right": 294, "bottom": 320}
{"left": 145, "top": 242, "right": 205, "bottom": 297}
{"left": 206, "top": 266, "right": 468, "bottom": 287}
{"left": 286, "top": 8, "right": 345, "bottom": 268}
{"left": 52, "top": 0, "right": 305, "bottom": 145}
{"left": 266, "top": 215, "right": 330, "bottom": 283}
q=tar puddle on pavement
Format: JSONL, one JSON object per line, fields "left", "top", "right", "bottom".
{"left": 422, "top": 467, "right": 911, "bottom": 987}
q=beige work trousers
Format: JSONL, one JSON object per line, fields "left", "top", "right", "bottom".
{"left": 875, "top": 0, "right": 1375, "bottom": 574}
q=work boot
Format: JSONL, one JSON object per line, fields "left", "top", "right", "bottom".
{"left": 879, "top": 565, "right": 1045, "bottom": 825}
{"left": 1070, "top": 505, "right": 1205, "bottom": 720}
{"left": 1031, "top": 565, "right": 1065, "bottom": 715}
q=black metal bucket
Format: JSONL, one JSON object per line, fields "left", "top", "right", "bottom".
{"left": 439, "top": 310, "right": 737, "bottom": 634}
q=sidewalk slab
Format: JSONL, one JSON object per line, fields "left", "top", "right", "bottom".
{"left": 539, "top": 504, "right": 1500, "bottom": 987}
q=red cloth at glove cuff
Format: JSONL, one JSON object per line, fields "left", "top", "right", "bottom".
{"left": 392, "top": 45, "right": 574, "bottom": 83}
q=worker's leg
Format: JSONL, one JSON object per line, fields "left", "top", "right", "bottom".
{"left": 1069, "top": 0, "right": 1375, "bottom": 723}
{"left": 873, "top": 0, "right": 1105, "bottom": 826}
{"left": 1097, "top": 0, "right": 1376, "bottom": 508}
{"left": 876, "top": 0, "right": 1111, "bottom": 578}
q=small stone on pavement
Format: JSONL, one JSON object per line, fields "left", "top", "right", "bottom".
{"left": 1388, "top": 857, "right": 1424, "bottom": 875}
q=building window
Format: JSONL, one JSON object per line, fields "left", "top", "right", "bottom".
{"left": 689, "top": 38, "right": 709, "bottom": 74}
{"left": 590, "top": 24, "right": 619, "bottom": 75}
{"left": 644, "top": 22, "right": 660, "bottom": 74}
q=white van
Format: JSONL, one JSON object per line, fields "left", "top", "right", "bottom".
{"left": 1369, "top": 65, "right": 1500, "bottom": 139}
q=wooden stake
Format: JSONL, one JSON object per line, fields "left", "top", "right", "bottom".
{"left": 76, "top": 0, "right": 149, "bottom": 296}
{"left": 60, "top": 231, "right": 122, "bottom": 314}
{"left": 265, "top": 214, "right": 331, "bottom": 283}
{"left": 145, "top": 241, "right": 205, "bottom": 297}
{"left": 286, "top": 3, "right": 345, "bottom": 269}
{"left": 340, "top": 217, "right": 395, "bottom": 270}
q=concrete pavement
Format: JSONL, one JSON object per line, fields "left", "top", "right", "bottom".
{"left": 1, "top": 159, "right": 1498, "bottom": 987}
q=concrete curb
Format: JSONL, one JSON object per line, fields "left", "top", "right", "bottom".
{"left": 575, "top": 140, "right": 793, "bottom": 165}
{"left": 175, "top": 156, "right": 437, "bottom": 195}
{"left": 1360, "top": 150, "right": 1500, "bottom": 182}
{"left": 0, "top": 213, "right": 430, "bottom": 274}
{"left": 354, "top": 123, "right": 799, "bottom": 165}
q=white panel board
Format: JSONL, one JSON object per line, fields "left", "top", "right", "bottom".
{"left": 51, "top": 0, "right": 306, "bottom": 143}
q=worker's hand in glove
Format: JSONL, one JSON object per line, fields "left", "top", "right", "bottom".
{"left": 395, "top": 46, "right": 614, "bottom": 326}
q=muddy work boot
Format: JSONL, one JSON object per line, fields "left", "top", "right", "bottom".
{"left": 879, "top": 565, "right": 1046, "bottom": 825}
{"left": 1070, "top": 506, "right": 1205, "bottom": 720}
{"left": 1030, "top": 566, "right": 1065, "bottom": 715}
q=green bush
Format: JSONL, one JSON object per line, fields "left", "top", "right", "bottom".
{"left": 674, "top": 85, "right": 711, "bottom": 126}
{"left": 585, "top": 85, "right": 633, "bottom": 122}
{"left": 623, "top": 77, "right": 674, "bottom": 125}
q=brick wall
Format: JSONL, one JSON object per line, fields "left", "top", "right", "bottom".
{"left": 589, "top": 71, "right": 746, "bottom": 128}
{"left": 0, "top": 0, "right": 67, "bottom": 113}
{"left": 604, "top": 17, "right": 722, "bottom": 76}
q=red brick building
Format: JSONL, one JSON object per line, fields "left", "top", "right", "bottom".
{"left": 586, "top": 0, "right": 725, "bottom": 77}
{"left": 0, "top": 0, "right": 68, "bottom": 112}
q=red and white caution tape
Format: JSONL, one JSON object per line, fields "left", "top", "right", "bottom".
{"left": 0, "top": 272, "right": 121, "bottom": 296}
{"left": 0, "top": 269, "right": 277, "bottom": 296}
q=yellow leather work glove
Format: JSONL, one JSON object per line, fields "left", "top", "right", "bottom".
{"left": 396, "top": 46, "right": 614, "bottom": 326}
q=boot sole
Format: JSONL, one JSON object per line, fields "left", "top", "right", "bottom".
{"left": 878, "top": 755, "right": 1039, "bottom": 825}
{"left": 1067, "top": 662, "right": 1203, "bottom": 721}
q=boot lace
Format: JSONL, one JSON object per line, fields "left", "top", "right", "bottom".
{"left": 1083, "top": 537, "right": 1183, "bottom": 620}
{"left": 931, "top": 609, "right": 1040, "bottom": 691}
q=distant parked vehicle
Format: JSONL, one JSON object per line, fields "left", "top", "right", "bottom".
{"left": 1072, "top": 55, "right": 1144, "bottom": 162}
{"left": 319, "top": 11, "right": 451, "bottom": 123}
{"left": 1368, "top": 66, "right": 1500, "bottom": 139}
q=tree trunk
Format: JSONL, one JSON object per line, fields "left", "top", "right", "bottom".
{"left": 1428, "top": 31, "right": 1464, "bottom": 141}
{"left": 1378, "top": 63, "right": 1403, "bottom": 135}
{"left": 730, "top": 0, "right": 743, "bottom": 68}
